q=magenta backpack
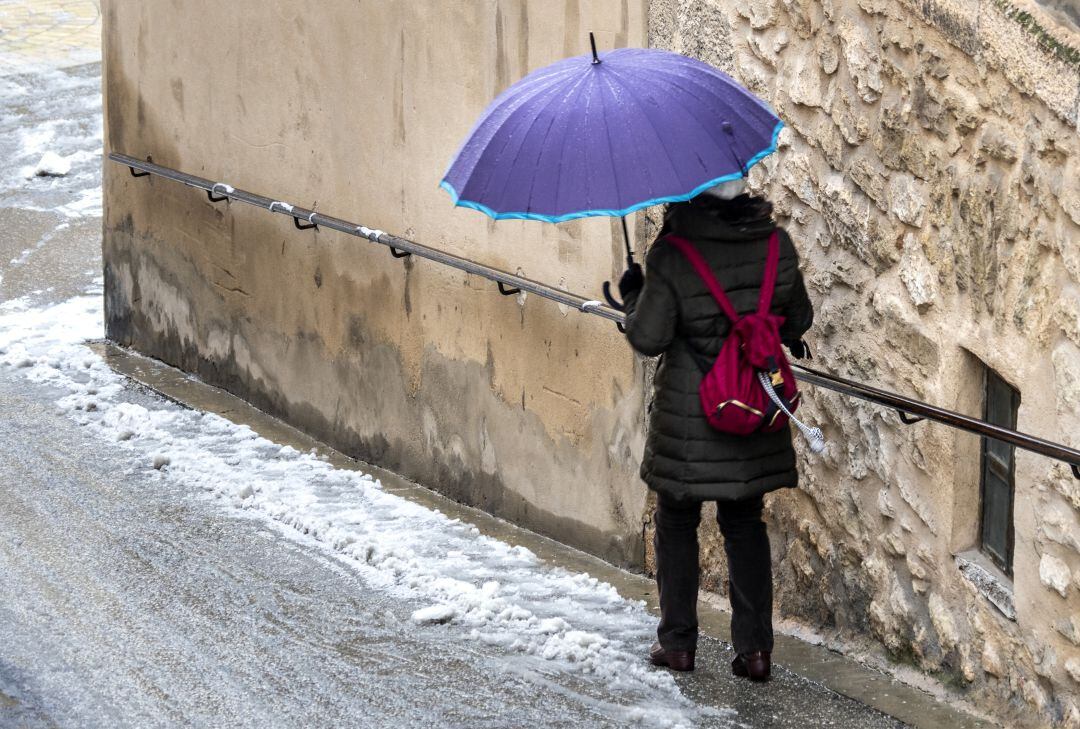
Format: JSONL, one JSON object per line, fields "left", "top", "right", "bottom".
{"left": 667, "top": 232, "right": 824, "bottom": 451}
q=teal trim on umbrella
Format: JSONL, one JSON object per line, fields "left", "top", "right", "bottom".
{"left": 441, "top": 120, "right": 784, "bottom": 224}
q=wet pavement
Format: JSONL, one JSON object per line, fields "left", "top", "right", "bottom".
{"left": 0, "top": 4, "right": 992, "bottom": 728}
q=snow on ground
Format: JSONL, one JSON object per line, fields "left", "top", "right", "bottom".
{"left": 0, "top": 289, "right": 738, "bottom": 728}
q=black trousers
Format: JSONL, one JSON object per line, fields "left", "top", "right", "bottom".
{"left": 654, "top": 492, "right": 773, "bottom": 655}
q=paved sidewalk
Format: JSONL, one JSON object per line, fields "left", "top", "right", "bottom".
{"left": 0, "top": 0, "right": 99, "bottom": 71}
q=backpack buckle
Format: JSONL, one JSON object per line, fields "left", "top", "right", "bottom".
{"left": 765, "top": 356, "right": 783, "bottom": 387}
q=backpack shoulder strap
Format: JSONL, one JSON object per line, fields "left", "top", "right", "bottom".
{"left": 665, "top": 235, "right": 739, "bottom": 322}
{"left": 756, "top": 230, "right": 781, "bottom": 316}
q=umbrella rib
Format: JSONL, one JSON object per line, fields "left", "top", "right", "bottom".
{"left": 641, "top": 66, "right": 746, "bottom": 149}
{"left": 602, "top": 70, "right": 684, "bottom": 198}
{"left": 640, "top": 64, "right": 775, "bottom": 158}
{"left": 520, "top": 105, "right": 567, "bottom": 214}
{"left": 651, "top": 73, "right": 770, "bottom": 181}
{"left": 460, "top": 70, "right": 576, "bottom": 194}
{"left": 509, "top": 57, "right": 588, "bottom": 89}
{"left": 546, "top": 72, "right": 595, "bottom": 217}
{"left": 485, "top": 71, "right": 592, "bottom": 212}
{"left": 449, "top": 71, "right": 583, "bottom": 183}
{"left": 593, "top": 75, "right": 626, "bottom": 213}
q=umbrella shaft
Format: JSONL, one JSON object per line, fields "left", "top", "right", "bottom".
{"left": 621, "top": 216, "right": 633, "bottom": 264}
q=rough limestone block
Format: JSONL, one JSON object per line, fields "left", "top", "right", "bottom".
{"left": 1058, "top": 616, "right": 1080, "bottom": 646}
{"left": 887, "top": 173, "right": 927, "bottom": 226}
{"left": 737, "top": 0, "right": 779, "bottom": 29}
{"left": 785, "top": 50, "right": 826, "bottom": 107}
{"left": 899, "top": 233, "right": 938, "bottom": 310}
{"left": 1040, "top": 553, "right": 1074, "bottom": 597}
{"left": 983, "top": 639, "right": 1005, "bottom": 676}
{"left": 1067, "top": 702, "right": 1080, "bottom": 728}
{"left": 838, "top": 16, "right": 885, "bottom": 102}
{"left": 1068, "top": 659, "right": 1080, "bottom": 684}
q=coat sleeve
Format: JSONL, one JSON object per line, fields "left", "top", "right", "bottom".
{"left": 776, "top": 229, "right": 814, "bottom": 342}
{"left": 623, "top": 247, "right": 679, "bottom": 357}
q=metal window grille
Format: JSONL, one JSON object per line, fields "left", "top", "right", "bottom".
{"left": 980, "top": 370, "right": 1020, "bottom": 575}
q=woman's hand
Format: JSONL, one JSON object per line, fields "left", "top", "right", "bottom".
{"left": 783, "top": 339, "right": 812, "bottom": 360}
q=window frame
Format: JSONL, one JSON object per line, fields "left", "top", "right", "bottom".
{"left": 978, "top": 369, "right": 1020, "bottom": 576}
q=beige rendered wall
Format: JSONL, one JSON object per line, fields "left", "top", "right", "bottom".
{"left": 648, "top": 0, "right": 1080, "bottom": 725}
{"left": 101, "top": 0, "right": 650, "bottom": 566}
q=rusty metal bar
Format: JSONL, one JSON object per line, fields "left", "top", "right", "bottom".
{"left": 109, "top": 152, "right": 1080, "bottom": 479}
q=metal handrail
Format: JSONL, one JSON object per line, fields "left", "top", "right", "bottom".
{"left": 793, "top": 365, "right": 1080, "bottom": 478}
{"left": 110, "top": 154, "right": 622, "bottom": 323}
{"left": 109, "top": 152, "right": 1080, "bottom": 480}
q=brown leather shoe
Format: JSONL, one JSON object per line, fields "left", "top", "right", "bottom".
{"left": 649, "top": 642, "right": 695, "bottom": 671}
{"left": 731, "top": 651, "right": 771, "bottom": 681}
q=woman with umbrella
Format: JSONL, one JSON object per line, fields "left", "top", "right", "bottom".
{"left": 618, "top": 177, "right": 814, "bottom": 680}
{"left": 443, "top": 39, "right": 815, "bottom": 681}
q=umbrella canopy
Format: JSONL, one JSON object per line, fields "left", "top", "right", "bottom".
{"left": 441, "top": 46, "right": 783, "bottom": 224}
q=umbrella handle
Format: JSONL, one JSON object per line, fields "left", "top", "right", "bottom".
{"left": 602, "top": 281, "right": 625, "bottom": 311}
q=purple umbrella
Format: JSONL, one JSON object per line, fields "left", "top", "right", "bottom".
{"left": 441, "top": 35, "right": 783, "bottom": 260}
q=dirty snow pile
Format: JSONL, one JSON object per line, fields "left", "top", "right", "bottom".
{"left": 29, "top": 150, "right": 73, "bottom": 177}
{"left": 0, "top": 291, "right": 735, "bottom": 729}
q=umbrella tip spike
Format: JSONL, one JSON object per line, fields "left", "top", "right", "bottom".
{"left": 589, "top": 32, "right": 600, "bottom": 64}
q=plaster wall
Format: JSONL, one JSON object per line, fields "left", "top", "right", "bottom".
{"left": 647, "top": 0, "right": 1080, "bottom": 725}
{"left": 101, "top": 0, "right": 650, "bottom": 566}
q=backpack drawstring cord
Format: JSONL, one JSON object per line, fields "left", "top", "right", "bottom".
{"left": 757, "top": 372, "right": 827, "bottom": 454}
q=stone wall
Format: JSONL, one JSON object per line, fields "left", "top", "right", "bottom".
{"left": 101, "top": 0, "right": 651, "bottom": 567}
{"left": 648, "top": 0, "right": 1080, "bottom": 725}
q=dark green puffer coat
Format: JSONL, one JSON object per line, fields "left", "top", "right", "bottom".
{"left": 623, "top": 198, "right": 814, "bottom": 502}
